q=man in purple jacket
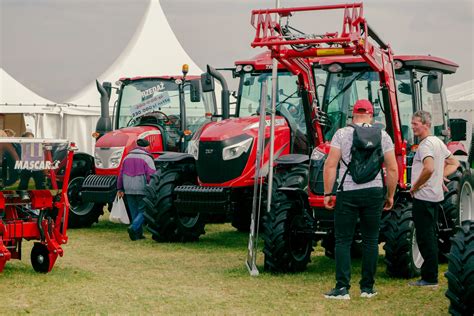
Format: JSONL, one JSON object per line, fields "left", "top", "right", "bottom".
{"left": 117, "top": 138, "right": 156, "bottom": 240}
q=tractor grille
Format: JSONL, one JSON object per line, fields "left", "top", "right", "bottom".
{"left": 82, "top": 175, "right": 117, "bottom": 190}
{"left": 197, "top": 135, "right": 252, "bottom": 183}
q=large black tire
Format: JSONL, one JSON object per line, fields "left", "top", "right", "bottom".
{"left": 439, "top": 170, "right": 463, "bottom": 259}
{"left": 262, "top": 164, "right": 313, "bottom": 273}
{"left": 382, "top": 200, "right": 422, "bottom": 278}
{"left": 143, "top": 166, "right": 205, "bottom": 242}
{"left": 67, "top": 172, "right": 104, "bottom": 228}
{"left": 445, "top": 220, "right": 474, "bottom": 316}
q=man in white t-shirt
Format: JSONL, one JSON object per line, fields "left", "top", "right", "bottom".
{"left": 409, "top": 110, "right": 460, "bottom": 287}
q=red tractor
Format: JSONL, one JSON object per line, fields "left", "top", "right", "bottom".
{"left": 142, "top": 52, "right": 325, "bottom": 241}
{"left": 248, "top": 4, "right": 468, "bottom": 278}
{"left": 0, "top": 138, "right": 74, "bottom": 273}
{"left": 67, "top": 66, "right": 221, "bottom": 228}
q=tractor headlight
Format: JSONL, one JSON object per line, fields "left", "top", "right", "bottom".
{"left": 187, "top": 139, "right": 199, "bottom": 160}
{"left": 94, "top": 152, "right": 103, "bottom": 168}
{"left": 109, "top": 148, "right": 125, "bottom": 168}
{"left": 310, "top": 148, "right": 326, "bottom": 161}
{"left": 222, "top": 138, "right": 253, "bottom": 161}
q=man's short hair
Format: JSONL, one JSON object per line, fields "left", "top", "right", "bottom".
{"left": 412, "top": 110, "right": 432, "bottom": 126}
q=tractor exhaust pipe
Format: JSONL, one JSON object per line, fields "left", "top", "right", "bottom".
{"left": 206, "top": 65, "right": 230, "bottom": 120}
{"left": 95, "top": 80, "right": 113, "bottom": 135}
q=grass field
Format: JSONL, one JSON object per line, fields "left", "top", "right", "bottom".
{"left": 2, "top": 217, "right": 450, "bottom": 315}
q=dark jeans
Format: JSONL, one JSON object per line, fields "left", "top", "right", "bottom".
{"left": 412, "top": 198, "right": 439, "bottom": 283}
{"left": 334, "top": 187, "right": 384, "bottom": 290}
{"left": 125, "top": 194, "right": 145, "bottom": 236}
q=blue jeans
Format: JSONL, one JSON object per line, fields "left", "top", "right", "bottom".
{"left": 125, "top": 194, "right": 145, "bottom": 236}
{"left": 334, "top": 187, "right": 384, "bottom": 290}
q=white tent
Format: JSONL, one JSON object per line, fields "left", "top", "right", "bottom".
{"left": 66, "top": 0, "right": 203, "bottom": 107}
{"left": 1, "top": 68, "right": 100, "bottom": 155}
{"left": 446, "top": 80, "right": 473, "bottom": 151}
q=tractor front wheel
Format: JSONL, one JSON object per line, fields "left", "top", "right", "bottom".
{"left": 67, "top": 173, "right": 104, "bottom": 228}
{"left": 143, "top": 167, "right": 205, "bottom": 242}
{"left": 382, "top": 200, "right": 422, "bottom": 278}
{"left": 445, "top": 220, "right": 474, "bottom": 316}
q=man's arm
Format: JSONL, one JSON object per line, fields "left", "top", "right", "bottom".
{"left": 411, "top": 156, "right": 434, "bottom": 192}
{"left": 383, "top": 150, "right": 398, "bottom": 210}
{"left": 444, "top": 155, "right": 460, "bottom": 178}
{"left": 323, "top": 147, "right": 341, "bottom": 210}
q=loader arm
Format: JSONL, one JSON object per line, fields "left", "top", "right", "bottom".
{"left": 250, "top": 3, "right": 406, "bottom": 188}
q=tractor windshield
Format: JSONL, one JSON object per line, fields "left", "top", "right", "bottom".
{"left": 321, "top": 69, "right": 414, "bottom": 142}
{"left": 322, "top": 70, "right": 386, "bottom": 140}
{"left": 237, "top": 71, "right": 307, "bottom": 134}
{"left": 116, "top": 78, "right": 216, "bottom": 132}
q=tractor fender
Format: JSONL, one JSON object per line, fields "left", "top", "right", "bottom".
{"left": 275, "top": 154, "right": 310, "bottom": 165}
{"left": 447, "top": 141, "right": 467, "bottom": 156}
{"left": 155, "top": 152, "right": 195, "bottom": 163}
{"left": 277, "top": 187, "right": 311, "bottom": 212}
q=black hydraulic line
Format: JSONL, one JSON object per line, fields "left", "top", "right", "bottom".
{"left": 37, "top": 210, "right": 46, "bottom": 242}
{"left": 367, "top": 24, "right": 389, "bottom": 50}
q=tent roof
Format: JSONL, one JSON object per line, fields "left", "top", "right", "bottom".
{"left": 446, "top": 79, "right": 474, "bottom": 102}
{"left": 66, "top": 0, "right": 202, "bottom": 107}
{"left": 0, "top": 68, "right": 57, "bottom": 105}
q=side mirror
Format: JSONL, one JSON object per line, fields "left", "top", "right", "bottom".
{"left": 190, "top": 80, "right": 201, "bottom": 102}
{"left": 450, "top": 118, "right": 467, "bottom": 141}
{"left": 200, "top": 72, "right": 215, "bottom": 92}
{"left": 427, "top": 70, "right": 443, "bottom": 94}
{"left": 102, "top": 81, "right": 112, "bottom": 99}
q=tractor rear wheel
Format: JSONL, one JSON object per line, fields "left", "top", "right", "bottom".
{"left": 143, "top": 167, "right": 205, "bottom": 242}
{"left": 382, "top": 200, "right": 422, "bottom": 278}
{"left": 439, "top": 170, "right": 463, "bottom": 260}
{"left": 67, "top": 172, "right": 104, "bottom": 228}
{"left": 445, "top": 220, "right": 474, "bottom": 316}
{"left": 262, "top": 164, "right": 312, "bottom": 273}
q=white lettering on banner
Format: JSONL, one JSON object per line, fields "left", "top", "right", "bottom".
{"left": 130, "top": 92, "right": 171, "bottom": 119}
{"left": 14, "top": 160, "right": 61, "bottom": 170}
{"left": 141, "top": 82, "right": 165, "bottom": 99}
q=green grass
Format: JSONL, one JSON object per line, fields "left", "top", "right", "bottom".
{"left": 2, "top": 218, "right": 450, "bottom": 315}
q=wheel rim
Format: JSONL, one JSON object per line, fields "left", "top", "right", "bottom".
{"left": 68, "top": 176, "right": 94, "bottom": 216}
{"left": 289, "top": 215, "right": 311, "bottom": 261}
{"left": 459, "top": 181, "right": 473, "bottom": 223}
{"left": 412, "top": 228, "right": 424, "bottom": 269}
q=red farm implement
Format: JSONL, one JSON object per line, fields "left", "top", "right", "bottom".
{"left": 0, "top": 138, "right": 75, "bottom": 273}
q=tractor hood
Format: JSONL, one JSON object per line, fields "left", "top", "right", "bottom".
{"left": 199, "top": 116, "right": 289, "bottom": 142}
{"left": 95, "top": 126, "right": 160, "bottom": 148}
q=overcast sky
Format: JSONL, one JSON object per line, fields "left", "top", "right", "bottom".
{"left": 1, "top": 0, "right": 473, "bottom": 102}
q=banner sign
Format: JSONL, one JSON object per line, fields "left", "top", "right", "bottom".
{"left": 129, "top": 91, "right": 171, "bottom": 119}
{"left": 0, "top": 140, "right": 68, "bottom": 191}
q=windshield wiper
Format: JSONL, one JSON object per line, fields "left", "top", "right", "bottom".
{"left": 325, "top": 72, "right": 366, "bottom": 108}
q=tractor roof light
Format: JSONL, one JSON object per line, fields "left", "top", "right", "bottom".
{"left": 235, "top": 65, "right": 243, "bottom": 73}
{"left": 182, "top": 64, "right": 189, "bottom": 76}
{"left": 327, "top": 63, "right": 343, "bottom": 73}
{"left": 393, "top": 59, "right": 404, "bottom": 70}
{"left": 92, "top": 132, "right": 100, "bottom": 139}
{"left": 243, "top": 64, "right": 254, "bottom": 72}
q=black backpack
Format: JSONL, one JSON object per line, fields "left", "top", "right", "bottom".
{"left": 339, "top": 123, "right": 384, "bottom": 189}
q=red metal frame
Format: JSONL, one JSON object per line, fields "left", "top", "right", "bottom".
{"left": 250, "top": 3, "right": 406, "bottom": 192}
{"left": 0, "top": 142, "right": 75, "bottom": 273}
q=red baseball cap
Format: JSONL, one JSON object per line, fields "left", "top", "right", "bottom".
{"left": 353, "top": 99, "right": 374, "bottom": 114}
